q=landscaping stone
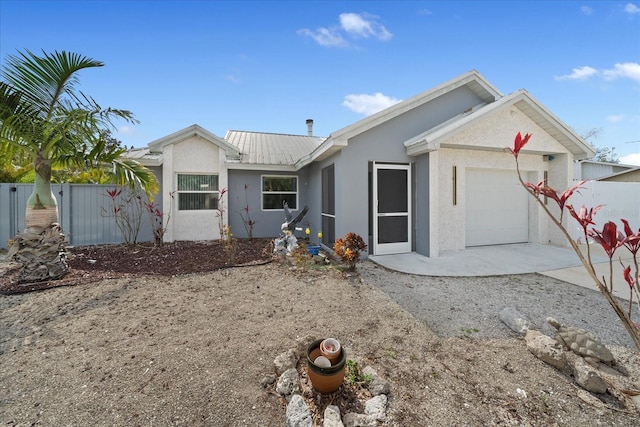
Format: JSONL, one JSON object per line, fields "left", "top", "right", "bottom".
{"left": 565, "top": 352, "right": 608, "bottom": 394}
{"left": 286, "top": 394, "right": 313, "bottom": 427}
{"left": 275, "top": 348, "right": 298, "bottom": 375}
{"left": 364, "top": 394, "right": 387, "bottom": 421}
{"left": 276, "top": 368, "right": 301, "bottom": 396}
{"left": 500, "top": 307, "right": 533, "bottom": 335}
{"left": 260, "top": 374, "right": 276, "bottom": 388}
{"left": 369, "top": 377, "right": 390, "bottom": 396}
{"left": 342, "top": 412, "right": 377, "bottom": 427}
{"left": 323, "top": 405, "right": 344, "bottom": 427}
{"left": 524, "top": 330, "right": 567, "bottom": 370}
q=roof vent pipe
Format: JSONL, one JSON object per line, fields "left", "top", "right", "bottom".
{"left": 306, "top": 119, "right": 313, "bottom": 136}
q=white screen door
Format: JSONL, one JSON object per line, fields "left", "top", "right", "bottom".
{"left": 373, "top": 163, "right": 411, "bottom": 255}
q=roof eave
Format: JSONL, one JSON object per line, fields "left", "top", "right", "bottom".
{"left": 148, "top": 124, "right": 241, "bottom": 159}
{"left": 404, "top": 90, "right": 596, "bottom": 159}
{"left": 330, "top": 70, "right": 502, "bottom": 143}
{"left": 226, "top": 162, "right": 297, "bottom": 172}
{"left": 295, "top": 138, "right": 347, "bottom": 169}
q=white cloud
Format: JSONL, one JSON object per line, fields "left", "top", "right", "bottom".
{"left": 606, "top": 114, "right": 627, "bottom": 123}
{"left": 339, "top": 12, "right": 392, "bottom": 40}
{"left": 554, "top": 66, "right": 598, "bottom": 80}
{"left": 619, "top": 153, "right": 640, "bottom": 166}
{"left": 580, "top": 6, "right": 593, "bottom": 15}
{"left": 602, "top": 62, "right": 640, "bottom": 82}
{"left": 624, "top": 3, "right": 640, "bottom": 14}
{"left": 297, "top": 27, "right": 347, "bottom": 47}
{"left": 298, "top": 12, "right": 392, "bottom": 47}
{"left": 342, "top": 92, "right": 402, "bottom": 115}
{"left": 555, "top": 62, "right": 640, "bottom": 82}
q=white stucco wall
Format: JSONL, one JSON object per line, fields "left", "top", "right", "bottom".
{"left": 162, "top": 135, "right": 228, "bottom": 242}
{"left": 434, "top": 107, "right": 574, "bottom": 253}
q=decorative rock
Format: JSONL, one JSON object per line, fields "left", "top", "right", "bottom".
{"left": 500, "top": 307, "right": 533, "bottom": 335}
{"left": 286, "top": 394, "right": 313, "bottom": 427}
{"left": 524, "top": 330, "right": 567, "bottom": 370}
{"left": 565, "top": 352, "right": 608, "bottom": 394}
{"left": 369, "top": 378, "right": 391, "bottom": 396}
{"left": 342, "top": 412, "right": 377, "bottom": 427}
{"left": 323, "top": 405, "right": 344, "bottom": 427}
{"left": 361, "top": 366, "right": 378, "bottom": 379}
{"left": 260, "top": 374, "right": 276, "bottom": 388}
{"left": 276, "top": 368, "right": 301, "bottom": 396}
{"left": 275, "top": 349, "right": 298, "bottom": 375}
{"left": 547, "top": 317, "right": 615, "bottom": 366}
{"left": 364, "top": 394, "right": 387, "bottom": 421}
{"left": 361, "top": 365, "right": 390, "bottom": 395}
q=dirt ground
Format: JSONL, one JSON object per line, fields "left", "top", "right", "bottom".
{"left": 1, "top": 240, "right": 639, "bottom": 426}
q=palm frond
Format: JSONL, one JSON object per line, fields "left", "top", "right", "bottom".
{"left": 111, "top": 158, "right": 159, "bottom": 200}
{"left": 2, "top": 49, "right": 104, "bottom": 118}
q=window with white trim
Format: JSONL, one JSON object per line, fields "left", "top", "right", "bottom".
{"left": 177, "top": 174, "right": 219, "bottom": 210}
{"left": 262, "top": 175, "right": 297, "bottom": 210}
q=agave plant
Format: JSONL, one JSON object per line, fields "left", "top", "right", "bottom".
{"left": 0, "top": 49, "right": 158, "bottom": 282}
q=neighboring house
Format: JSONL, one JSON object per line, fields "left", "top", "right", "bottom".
{"left": 573, "top": 159, "right": 637, "bottom": 181}
{"left": 128, "top": 70, "right": 595, "bottom": 257}
{"left": 596, "top": 167, "right": 640, "bottom": 183}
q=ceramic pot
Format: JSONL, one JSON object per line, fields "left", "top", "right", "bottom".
{"left": 320, "top": 338, "right": 341, "bottom": 364}
{"left": 306, "top": 338, "right": 346, "bottom": 393}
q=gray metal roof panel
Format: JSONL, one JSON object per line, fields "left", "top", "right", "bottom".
{"left": 225, "top": 130, "right": 324, "bottom": 166}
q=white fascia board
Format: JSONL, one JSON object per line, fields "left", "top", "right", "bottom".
{"left": 226, "top": 162, "right": 297, "bottom": 172}
{"left": 404, "top": 90, "right": 596, "bottom": 159}
{"left": 295, "top": 137, "right": 347, "bottom": 169}
{"left": 148, "top": 124, "right": 241, "bottom": 159}
{"left": 404, "top": 101, "right": 488, "bottom": 156}
{"left": 512, "top": 92, "right": 595, "bottom": 159}
{"left": 136, "top": 158, "right": 163, "bottom": 167}
{"left": 330, "top": 70, "right": 501, "bottom": 143}
{"left": 297, "top": 71, "right": 502, "bottom": 166}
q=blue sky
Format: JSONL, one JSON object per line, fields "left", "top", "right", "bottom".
{"left": 1, "top": 1, "right": 639, "bottom": 164}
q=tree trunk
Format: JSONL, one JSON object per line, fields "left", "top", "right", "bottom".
{"left": 24, "top": 154, "right": 58, "bottom": 228}
{"left": 9, "top": 153, "right": 69, "bottom": 283}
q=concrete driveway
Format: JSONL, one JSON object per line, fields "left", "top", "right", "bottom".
{"left": 369, "top": 243, "right": 636, "bottom": 301}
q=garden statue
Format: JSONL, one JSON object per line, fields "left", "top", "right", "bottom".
{"left": 274, "top": 201, "right": 309, "bottom": 255}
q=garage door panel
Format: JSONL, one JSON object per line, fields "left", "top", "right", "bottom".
{"left": 466, "top": 170, "right": 528, "bottom": 246}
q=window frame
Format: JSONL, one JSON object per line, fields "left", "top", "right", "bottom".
{"left": 261, "top": 175, "right": 298, "bottom": 211}
{"left": 176, "top": 173, "right": 220, "bottom": 211}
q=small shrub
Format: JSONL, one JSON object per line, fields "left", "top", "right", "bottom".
{"left": 237, "top": 184, "right": 256, "bottom": 239}
{"left": 333, "top": 232, "right": 367, "bottom": 271}
{"left": 220, "top": 224, "right": 237, "bottom": 264}
{"left": 345, "top": 359, "right": 372, "bottom": 386}
{"left": 291, "top": 241, "right": 310, "bottom": 269}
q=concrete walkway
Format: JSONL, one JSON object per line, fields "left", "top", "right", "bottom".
{"left": 369, "top": 243, "right": 636, "bottom": 301}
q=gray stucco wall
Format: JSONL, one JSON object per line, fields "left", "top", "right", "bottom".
{"left": 228, "top": 168, "right": 311, "bottom": 239}
{"left": 328, "top": 86, "right": 482, "bottom": 254}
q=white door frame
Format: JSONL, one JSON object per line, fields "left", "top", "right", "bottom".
{"left": 373, "top": 163, "right": 412, "bottom": 255}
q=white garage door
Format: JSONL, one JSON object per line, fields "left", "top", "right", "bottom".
{"left": 465, "top": 169, "right": 528, "bottom": 247}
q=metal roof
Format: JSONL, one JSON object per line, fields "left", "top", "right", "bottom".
{"left": 225, "top": 130, "right": 324, "bottom": 166}
{"left": 125, "top": 147, "right": 163, "bottom": 166}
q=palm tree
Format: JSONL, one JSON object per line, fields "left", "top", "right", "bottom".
{"left": 0, "top": 49, "right": 158, "bottom": 282}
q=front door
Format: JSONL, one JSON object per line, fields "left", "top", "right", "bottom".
{"left": 373, "top": 163, "right": 411, "bottom": 255}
